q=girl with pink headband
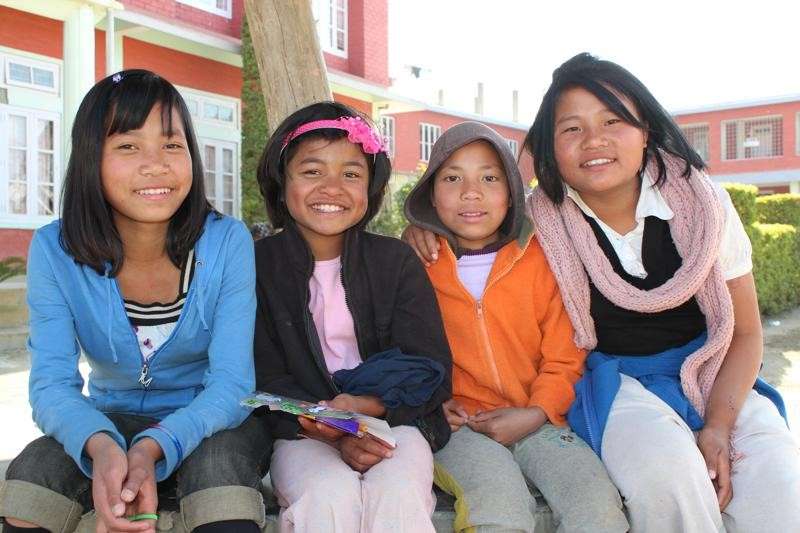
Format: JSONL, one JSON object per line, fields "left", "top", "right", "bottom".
{"left": 252, "top": 101, "right": 453, "bottom": 532}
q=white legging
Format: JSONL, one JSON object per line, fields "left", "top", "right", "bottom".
{"left": 601, "top": 374, "right": 800, "bottom": 533}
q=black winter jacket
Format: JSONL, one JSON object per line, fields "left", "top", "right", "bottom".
{"left": 253, "top": 221, "right": 452, "bottom": 451}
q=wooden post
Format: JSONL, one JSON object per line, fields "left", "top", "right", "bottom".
{"left": 245, "top": 0, "right": 333, "bottom": 136}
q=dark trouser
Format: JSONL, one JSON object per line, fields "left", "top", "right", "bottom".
{"left": 0, "top": 412, "right": 272, "bottom": 533}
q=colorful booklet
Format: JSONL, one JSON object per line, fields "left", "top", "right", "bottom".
{"left": 241, "top": 392, "right": 397, "bottom": 448}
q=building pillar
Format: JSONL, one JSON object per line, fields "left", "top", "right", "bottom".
{"left": 63, "top": 2, "right": 96, "bottom": 156}
{"left": 790, "top": 181, "right": 800, "bottom": 195}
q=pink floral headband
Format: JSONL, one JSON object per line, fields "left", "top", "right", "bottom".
{"left": 281, "top": 116, "right": 387, "bottom": 155}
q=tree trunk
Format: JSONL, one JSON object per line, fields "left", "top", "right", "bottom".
{"left": 244, "top": 0, "right": 332, "bottom": 136}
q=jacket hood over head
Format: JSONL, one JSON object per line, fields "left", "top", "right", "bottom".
{"left": 404, "top": 121, "right": 527, "bottom": 256}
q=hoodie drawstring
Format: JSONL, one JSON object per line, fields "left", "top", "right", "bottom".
{"left": 194, "top": 259, "right": 209, "bottom": 331}
{"left": 105, "top": 267, "right": 119, "bottom": 364}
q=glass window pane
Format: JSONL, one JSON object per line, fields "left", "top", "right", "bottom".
{"left": 38, "top": 183, "right": 54, "bottom": 215}
{"left": 9, "top": 182, "right": 27, "bottom": 214}
{"left": 204, "top": 145, "right": 216, "bottom": 169}
{"left": 38, "top": 152, "right": 53, "bottom": 184}
{"left": 223, "top": 200, "right": 233, "bottom": 215}
{"left": 216, "top": 0, "right": 227, "bottom": 10}
{"left": 222, "top": 148, "right": 233, "bottom": 173}
{"left": 187, "top": 99, "right": 199, "bottom": 116}
{"left": 10, "top": 149, "right": 27, "bottom": 182}
{"left": 219, "top": 106, "right": 233, "bottom": 122}
{"left": 204, "top": 172, "right": 216, "bottom": 201}
{"left": 9, "top": 63, "right": 31, "bottom": 84}
{"left": 32, "top": 67, "right": 54, "bottom": 88}
{"left": 10, "top": 115, "right": 27, "bottom": 147}
{"left": 37, "top": 119, "right": 53, "bottom": 150}
{"left": 204, "top": 103, "right": 219, "bottom": 120}
{"left": 223, "top": 174, "right": 233, "bottom": 198}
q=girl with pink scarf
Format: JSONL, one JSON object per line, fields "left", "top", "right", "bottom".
{"left": 405, "top": 54, "right": 800, "bottom": 532}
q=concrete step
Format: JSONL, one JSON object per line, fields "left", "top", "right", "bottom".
{"left": 64, "top": 487, "right": 556, "bottom": 533}
{"left": 0, "top": 326, "right": 27, "bottom": 352}
{"left": 0, "top": 284, "right": 27, "bottom": 328}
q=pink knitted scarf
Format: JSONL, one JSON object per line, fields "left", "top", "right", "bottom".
{"left": 528, "top": 153, "right": 734, "bottom": 416}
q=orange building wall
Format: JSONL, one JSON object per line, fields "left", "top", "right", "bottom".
{"left": 0, "top": 6, "right": 63, "bottom": 59}
{"left": 675, "top": 101, "right": 800, "bottom": 178}
{"left": 123, "top": 37, "right": 242, "bottom": 98}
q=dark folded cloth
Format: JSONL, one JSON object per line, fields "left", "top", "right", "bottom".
{"left": 332, "top": 348, "right": 445, "bottom": 409}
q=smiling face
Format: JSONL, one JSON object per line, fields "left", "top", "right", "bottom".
{"left": 100, "top": 103, "right": 193, "bottom": 229}
{"left": 432, "top": 140, "right": 510, "bottom": 250}
{"left": 284, "top": 136, "right": 370, "bottom": 259}
{"left": 553, "top": 86, "right": 648, "bottom": 201}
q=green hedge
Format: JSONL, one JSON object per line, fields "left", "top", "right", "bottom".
{"left": 746, "top": 223, "right": 800, "bottom": 315}
{"left": 722, "top": 183, "right": 758, "bottom": 225}
{"left": 723, "top": 184, "right": 800, "bottom": 315}
{"left": 756, "top": 193, "right": 800, "bottom": 227}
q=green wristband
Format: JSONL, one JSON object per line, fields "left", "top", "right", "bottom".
{"left": 128, "top": 513, "right": 159, "bottom": 522}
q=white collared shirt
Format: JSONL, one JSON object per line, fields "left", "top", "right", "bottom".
{"left": 565, "top": 176, "right": 752, "bottom": 280}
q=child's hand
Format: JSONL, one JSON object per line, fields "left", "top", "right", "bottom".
{"left": 297, "top": 415, "right": 347, "bottom": 442}
{"left": 338, "top": 435, "right": 393, "bottom": 473}
{"left": 443, "top": 399, "right": 469, "bottom": 431}
{"left": 401, "top": 225, "right": 440, "bottom": 266}
{"left": 468, "top": 407, "right": 547, "bottom": 446}
{"left": 118, "top": 438, "right": 161, "bottom": 533}
{"left": 697, "top": 425, "right": 733, "bottom": 510}
{"left": 86, "top": 433, "right": 151, "bottom": 533}
{"left": 324, "top": 394, "right": 386, "bottom": 417}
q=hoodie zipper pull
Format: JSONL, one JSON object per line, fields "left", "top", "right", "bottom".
{"left": 139, "top": 362, "right": 153, "bottom": 388}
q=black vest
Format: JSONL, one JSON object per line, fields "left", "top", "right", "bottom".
{"left": 587, "top": 216, "right": 706, "bottom": 355}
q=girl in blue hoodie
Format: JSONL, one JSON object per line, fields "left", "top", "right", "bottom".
{"left": 0, "top": 71, "right": 270, "bottom": 533}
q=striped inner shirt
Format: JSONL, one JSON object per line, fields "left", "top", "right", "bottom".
{"left": 124, "top": 249, "right": 195, "bottom": 326}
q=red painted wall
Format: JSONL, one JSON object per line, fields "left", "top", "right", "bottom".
{"left": 323, "top": 0, "right": 389, "bottom": 87}
{"left": 675, "top": 101, "right": 800, "bottom": 178}
{"left": 390, "top": 110, "right": 533, "bottom": 181}
{"left": 0, "top": 6, "right": 63, "bottom": 59}
{"left": 123, "top": 37, "right": 242, "bottom": 97}
{"left": 0, "top": 229, "right": 33, "bottom": 261}
{"left": 121, "top": 0, "right": 243, "bottom": 38}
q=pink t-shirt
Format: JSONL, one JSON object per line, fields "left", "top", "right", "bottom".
{"left": 308, "top": 257, "right": 362, "bottom": 374}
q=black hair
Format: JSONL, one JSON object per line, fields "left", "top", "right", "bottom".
{"left": 524, "top": 53, "right": 706, "bottom": 204}
{"left": 257, "top": 101, "right": 391, "bottom": 230}
{"left": 60, "top": 69, "right": 212, "bottom": 275}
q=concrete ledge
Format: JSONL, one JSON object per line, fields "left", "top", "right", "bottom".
{"left": 60, "top": 486, "right": 556, "bottom": 533}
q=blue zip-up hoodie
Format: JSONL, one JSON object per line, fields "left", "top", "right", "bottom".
{"left": 26, "top": 212, "right": 256, "bottom": 481}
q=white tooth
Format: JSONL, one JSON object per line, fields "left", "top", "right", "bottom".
{"left": 313, "top": 203, "right": 344, "bottom": 212}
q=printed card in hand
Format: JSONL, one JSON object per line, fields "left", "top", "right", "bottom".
{"left": 242, "top": 392, "right": 396, "bottom": 448}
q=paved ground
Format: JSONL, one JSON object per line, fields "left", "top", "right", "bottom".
{"left": 2, "top": 308, "right": 800, "bottom": 480}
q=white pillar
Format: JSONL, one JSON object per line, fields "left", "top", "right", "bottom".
{"left": 790, "top": 181, "right": 800, "bottom": 195}
{"left": 63, "top": 3, "right": 96, "bottom": 157}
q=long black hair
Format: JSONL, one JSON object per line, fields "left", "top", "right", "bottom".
{"left": 525, "top": 53, "right": 706, "bottom": 204}
{"left": 60, "top": 69, "right": 212, "bottom": 275}
{"left": 257, "top": 101, "right": 391, "bottom": 230}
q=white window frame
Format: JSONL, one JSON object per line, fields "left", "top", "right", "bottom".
{"left": 3, "top": 54, "right": 59, "bottom": 94}
{"left": 721, "top": 115, "right": 783, "bottom": 161}
{"left": 796, "top": 113, "right": 800, "bottom": 156}
{"left": 176, "top": 0, "right": 232, "bottom": 19}
{"left": 179, "top": 88, "right": 239, "bottom": 130}
{"left": 0, "top": 104, "right": 61, "bottom": 227}
{"left": 379, "top": 115, "right": 395, "bottom": 158}
{"left": 200, "top": 138, "right": 239, "bottom": 218}
{"left": 506, "top": 138, "right": 519, "bottom": 156}
{"left": 679, "top": 122, "right": 710, "bottom": 161}
{"left": 314, "top": 0, "right": 348, "bottom": 57}
{"left": 419, "top": 123, "right": 441, "bottom": 162}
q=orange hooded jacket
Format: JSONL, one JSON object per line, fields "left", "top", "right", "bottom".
{"left": 404, "top": 122, "right": 586, "bottom": 425}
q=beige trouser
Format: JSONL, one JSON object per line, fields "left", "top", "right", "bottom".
{"left": 270, "top": 425, "right": 436, "bottom": 533}
{"left": 602, "top": 374, "right": 800, "bottom": 533}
